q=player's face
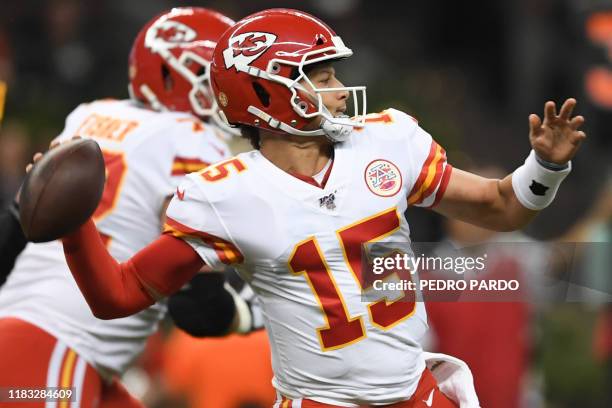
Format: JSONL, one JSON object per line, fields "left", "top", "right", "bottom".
{"left": 301, "top": 64, "right": 349, "bottom": 118}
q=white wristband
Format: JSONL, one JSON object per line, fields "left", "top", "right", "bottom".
{"left": 511, "top": 150, "right": 571, "bottom": 210}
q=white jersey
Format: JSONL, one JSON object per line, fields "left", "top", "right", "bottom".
{"left": 0, "top": 99, "right": 229, "bottom": 376}
{"left": 165, "top": 109, "right": 452, "bottom": 405}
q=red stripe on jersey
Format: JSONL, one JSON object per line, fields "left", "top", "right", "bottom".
{"left": 289, "top": 160, "right": 334, "bottom": 189}
{"left": 290, "top": 172, "right": 320, "bottom": 188}
{"left": 164, "top": 217, "right": 244, "bottom": 265}
{"left": 408, "top": 141, "right": 438, "bottom": 199}
{"left": 171, "top": 157, "right": 210, "bottom": 176}
{"left": 174, "top": 157, "right": 211, "bottom": 165}
{"left": 414, "top": 148, "right": 447, "bottom": 205}
{"left": 408, "top": 142, "right": 446, "bottom": 205}
{"left": 427, "top": 164, "right": 453, "bottom": 208}
{"left": 319, "top": 159, "right": 334, "bottom": 188}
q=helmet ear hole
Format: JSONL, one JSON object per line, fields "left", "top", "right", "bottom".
{"left": 297, "top": 101, "right": 308, "bottom": 112}
{"left": 252, "top": 81, "right": 270, "bottom": 107}
{"left": 161, "top": 64, "right": 173, "bottom": 91}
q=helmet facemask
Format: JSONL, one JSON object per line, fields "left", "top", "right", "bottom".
{"left": 135, "top": 16, "right": 239, "bottom": 135}
{"left": 231, "top": 36, "right": 367, "bottom": 142}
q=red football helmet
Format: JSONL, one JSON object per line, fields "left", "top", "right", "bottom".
{"left": 129, "top": 7, "right": 234, "bottom": 124}
{"left": 210, "top": 8, "right": 367, "bottom": 142}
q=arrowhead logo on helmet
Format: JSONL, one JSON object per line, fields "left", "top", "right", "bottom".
{"left": 223, "top": 32, "right": 277, "bottom": 70}
{"left": 145, "top": 20, "right": 197, "bottom": 51}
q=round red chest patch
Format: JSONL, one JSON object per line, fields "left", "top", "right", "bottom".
{"left": 364, "top": 159, "right": 403, "bottom": 197}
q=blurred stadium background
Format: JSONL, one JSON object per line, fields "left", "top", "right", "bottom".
{"left": 0, "top": 1, "right": 610, "bottom": 407}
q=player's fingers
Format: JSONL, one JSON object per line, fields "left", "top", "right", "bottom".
{"left": 33, "top": 152, "right": 43, "bottom": 163}
{"left": 27, "top": 153, "right": 44, "bottom": 173}
{"left": 572, "top": 130, "right": 587, "bottom": 146}
{"left": 529, "top": 114, "right": 542, "bottom": 132}
{"left": 558, "top": 98, "right": 576, "bottom": 120}
{"left": 49, "top": 140, "right": 60, "bottom": 150}
{"left": 570, "top": 115, "right": 585, "bottom": 130}
{"left": 544, "top": 101, "right": 557, "bottom": 121}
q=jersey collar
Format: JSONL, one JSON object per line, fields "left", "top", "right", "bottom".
{"left": 251, "top": 140, "right": 354, "bottom": 211}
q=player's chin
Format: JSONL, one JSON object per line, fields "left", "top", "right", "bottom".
{"left": 333, "top": 107, "right": 347, "bottom": 117}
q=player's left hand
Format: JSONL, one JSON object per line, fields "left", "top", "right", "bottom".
{"left": 528, "top": 98, "right": 586, "bottom": 165}
{"left": 25, "top": 136, "right": 81, "bottom": 173}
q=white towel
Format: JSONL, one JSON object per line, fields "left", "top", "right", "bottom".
{"left": 422, "top": 352, "right": 481, "bottom": 408}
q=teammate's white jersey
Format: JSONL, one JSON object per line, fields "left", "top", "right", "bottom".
{"left": 165, "top": 109, "right": 452, "bottom": 405}
{"left": 0, "top": 99, "right": 229, "bottom": 377}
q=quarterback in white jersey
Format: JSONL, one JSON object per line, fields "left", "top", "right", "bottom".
{"left": 165, "top": 109, "right": 447, "bottom": 404}
{"left": 57, "top": 8, "right": 585, "bottom": 408}
{"left": 0, "top": 8, "right": 235, "bottom": 408}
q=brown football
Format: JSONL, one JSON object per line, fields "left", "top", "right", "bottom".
{"left": 19, "top": 138, "right": 105, "bottom": 242}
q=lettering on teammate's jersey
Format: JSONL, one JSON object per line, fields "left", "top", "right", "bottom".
{"left": 176, "top": 117, "right": 205, "bottom": 132}
{"left": 75, "top": 113, "right": 139, "bottom": 142}
{"left": 364, "top": 159, "right": 402, "bottom": 197}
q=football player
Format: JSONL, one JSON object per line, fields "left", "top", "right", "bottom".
{"left": 54, "top": 8, "right": 585, "bottom": 408}
{"left": 0, "top": 8, "right": 254, "bottom": 408}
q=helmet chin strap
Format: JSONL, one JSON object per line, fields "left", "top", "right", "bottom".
{"left": 247, "top": 105, "right": 354, "bottom": 143}
{"left": 320, "top": 115, "right": 354, "bottom": 142}
{"left": 318, "top": 104, "right": 354, "bottom": 142}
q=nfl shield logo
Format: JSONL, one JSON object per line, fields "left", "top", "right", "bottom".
{"left": 319, "top": 191, "right": 337, "bottom": 210}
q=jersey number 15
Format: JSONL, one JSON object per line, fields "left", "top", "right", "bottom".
{"left": 289, "top": 208, "right": 415, "bottom": 351}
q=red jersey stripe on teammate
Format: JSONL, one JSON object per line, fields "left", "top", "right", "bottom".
{"left": 164, "top": 217, "right": 244, "bottom": 264}
{"left": 171, "top": 157, "right": 210, "bottom": 176}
